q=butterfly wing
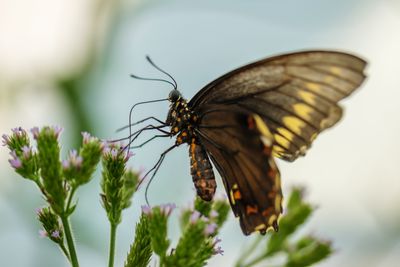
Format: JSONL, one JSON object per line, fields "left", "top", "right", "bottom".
{"left": 195, "top": 104, "right": 282, "bottom": 235}
{"left": 189, "top": 51, "right": 367, "bottom": 161}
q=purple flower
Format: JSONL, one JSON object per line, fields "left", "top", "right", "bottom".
{"left": 51, "top": 230, "right": 60, "bottom": 239}
{"left": 9, "top": 157, "right": 22, "bottom": 169}
{"left": 30, "top": 127, "right": 40, "bottom": 139}
{"left": 21, "top": 146, "right": 32, "bottom": 159}
{"left": 2, "top": 134, "right": 10, "bottom": 146}
{"left": 212, "top": 237, "right": 223, "bottom": 255}
{"left": 63, "top": 150, "right": 83, "bottom": 170}
{"left": 35, "top": 208, "right": 43, "bottom": 215}
{"left": 38, "top": 229, "right": 48, "bottom": 238}
{"left": 204, "top": 223, "right": 218, "bottom": 235}
{"left": 210, "top": 210, "right": 219, "bottom": 219}
{"left": 141, "top": 205, "right": 152, "bottom": 215}
{"left": 213, "top": 246, "right": 224, "bottom": 255}
{"left": 110, "top": 148, "right": 118, "bottom": 159}
{"left": 11, "top": 127, "right": 25, "bottom": 136}
{"left": 190, "top": 211, "right": 201, "bottom": 224}
{"left": 52, "top": 126, "right": 63, "bottom": 139}
{"left": 81, "top": 132, "right": 92, "bottom": 144}
{"left": 62, "top": 160, "right": 70, "bottom": 169}
{"left": 160, "top": 203, "right": 176, "bottom": 216}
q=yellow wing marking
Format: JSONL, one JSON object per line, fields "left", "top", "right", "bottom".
{"left": 293, "top": 103, "right": 314, "bottom": 121}
{"left": 282, "top": 116, "right": 306, "bottom": 135}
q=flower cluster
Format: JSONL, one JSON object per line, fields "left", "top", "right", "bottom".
{"left": 101, "top": 142, "right": 138, "bottom": 225}
{"left": 37, "top": 207, "right": 64, "bottom": 244}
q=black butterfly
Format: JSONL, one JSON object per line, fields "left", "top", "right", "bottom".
{"left": 129, "top": 50, "right": 367, "bottom": 235}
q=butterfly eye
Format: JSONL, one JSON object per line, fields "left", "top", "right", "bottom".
{"left": 168, "top": 89, "right": 181, "bottom": 102}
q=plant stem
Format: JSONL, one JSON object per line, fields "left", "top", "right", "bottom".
{"left": 235, "top": 235, "right": 263, "bottom": 267}
{"left": 108, "top": 223, "right": 117, "bottom": 267}
{"left": 66, "top": 187, "right": 77, "bottom": 212}
{"left": 240, "top": 253, "right": 269, "bottom": 267}
{"left": 61, "top": 215, "right": 79, "bottom": 267}
{"left": 59, "top": 242, "right": 71, "bottom": 262}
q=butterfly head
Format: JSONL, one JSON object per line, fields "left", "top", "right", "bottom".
{"left": 168, "top": 89, "right": 182, "bottom": 103}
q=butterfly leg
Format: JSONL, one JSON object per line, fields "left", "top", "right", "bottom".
{"left": 136, "top": 144, "right": 178, "bottom": 204}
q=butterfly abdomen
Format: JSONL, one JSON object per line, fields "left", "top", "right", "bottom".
{"left": 189, "top": 139, "right": 216, "bottom": 201}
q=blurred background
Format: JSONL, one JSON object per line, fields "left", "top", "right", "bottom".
{"left": 1, "top": 0, "right": 399, "bottom": 266}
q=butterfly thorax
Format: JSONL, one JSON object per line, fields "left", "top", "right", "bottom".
{"left": 166, "top": 96, "right": 199, "bottom": 146}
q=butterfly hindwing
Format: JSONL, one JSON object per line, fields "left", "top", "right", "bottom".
{"left": 195, "top": 105, "right": 282, "bottom": 235}
{"left": 190, "top": 51, "right": 367, "bottom": 161}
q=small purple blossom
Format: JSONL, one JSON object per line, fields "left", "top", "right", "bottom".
{"left": 212, "top": 237, "right": 223, "bottom": 255}
{"left": 51, "top": 230, "right": 60, "bottom": 239}
{"left": 2, "top": 134, "right": 10, "bottom": 146}
{"left": 141, "top": 205, "right": 152, "bottom": 215}
{"left": 204, "top": 223, "right": 218, "bottom": 235}
{"left": 39, "top": 229, "right": 48, "bottom": 238}
{"left": 11, "top": 127, "right": 25, "bottom": 135}
{"left": 35, "top": 208, "right": 43, "bottom": 215}
{"left": 21, "top": 146, "right": 32, "bottom": 159}
{"left": 190, "top": 211, "right": 201, "bottom": 224}
{"left": 213, "top": 246, "right": 224, "bottom": 255}
{"left": 81, "top": 131, "right": 92, "bottom": 144}
{"left": 62, "top": 160, "right": 70, "bottom": 169}
{"left": 160, "top": 203, "right": 176, "bottom": 216}
{"left": 30, "top": 127, "right": 40, "bottom": 139}
{"left": 210, "top": 210, "right": 219, "bottom": 219}
{"left": 110, "top": 148, "right": 118, "bottom": 159}
{"left": 64, "top": 150, "right": 83, "bottom": 169}
{"left": 52, "top": 126, "right": 63, "bottom": 139}
{"left": 9, "top": 157, "right": 22, "bottom": 169}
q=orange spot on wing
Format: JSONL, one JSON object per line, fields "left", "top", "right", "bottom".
{"left": 262, "top": 207, "right": 273, "bottom": 217}
{"left": 233, "top": 190, "right": 242, "bottom": 200}
{"left": 246, "top": 205, "right": 259, "bottom": 215}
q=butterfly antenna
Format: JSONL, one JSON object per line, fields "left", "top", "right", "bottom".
{"left": 130, "top": 74, "right": 176, "bottom": 89}
{"left": 145, "top": 55, "right": 178, "bottom": 90}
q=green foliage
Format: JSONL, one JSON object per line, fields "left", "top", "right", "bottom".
{"left": 101, "top": 143, "right": 133, "bottom": 225}
{"left": 235, "top": 187, "right": 333, "bottom": 267}
{"left": 4, "top": 127, "right": 333, "bottom": 267}
{"left": 125, "top": 214, "right": 152, "bottom": 267}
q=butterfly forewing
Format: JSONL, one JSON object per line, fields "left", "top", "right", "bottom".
{"left": 195, "top": 105, "right": 282, "bottom": 235}
{"left": 190, "top": 51, "right": 367, "bottom": 161}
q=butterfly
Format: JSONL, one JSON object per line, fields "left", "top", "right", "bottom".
{"left": 131, "top": 50, "right": 367, "bottom": 235}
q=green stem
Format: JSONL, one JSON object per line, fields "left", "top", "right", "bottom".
{"left": 108, "top": 223, "right": 117, "bottom": 267}
{"left": 240, "top": 252, "right": 269, "bottom": 267}
{"left": 66, "top": 187, "right": 77, "bottom": 213}
{"left": 61, "top": 216, "right": 79, "bottom": 267}
{"left": 235, "top": 235, "right": 263, "bottom": 267}
{"left": 59, "top": 242, "right": 71, "bottom": 262}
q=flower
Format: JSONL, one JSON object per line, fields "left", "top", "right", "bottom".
{"left": 52, "top": 126, "right": 63, "bottom": 139}
{"left": 51, "top": 230, "right": 61, "bottom": 239}
{"left": 30, "top": 127, "right": 40, "bottom": 139}
{"left": 160, "top": 203, "right": 176, "bottom": 216}
{"left": 189, "top": 211, "right": 201, "bottom": 224}
{"left": 141, "top": 205, "right": 152, "bottom": 215}
{"left": 21, "top": 146, "right": 33, "bottom": 159}
{"left": 210, "top": 210, "right": 219, "bottom": 219}
{"left": 2, "top": 134, "right": 10, "bottom": 146}
{"left": 204, "top": 223, "right": 218, "bottom": 236}
{"left": 9, "top": 157, "right": 22, "bottom": 169}
{"left": 212, "top": 237, "right": 224, "bottom": 255}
